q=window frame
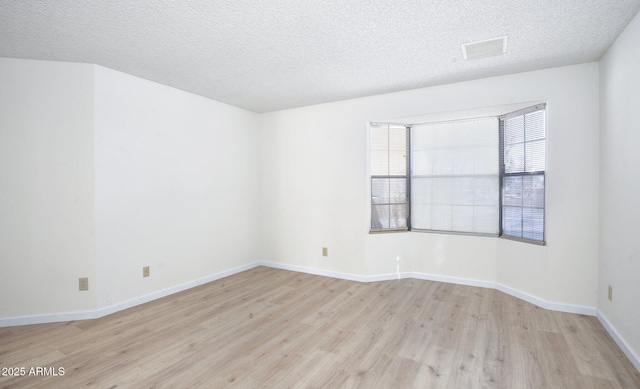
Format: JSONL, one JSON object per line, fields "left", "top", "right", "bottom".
{"left": 498, "top": 104, "right": 547, "bottom": 244}
{"left": 368, "top": 103, "right": 546, "bottom": 245}
{"left": 369, "top": 124, "right": 410, "bottom": 233}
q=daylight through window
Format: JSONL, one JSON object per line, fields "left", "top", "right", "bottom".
{"left": 369, "top": 104, "right": 546, "bottom": 244}
{"left": 500, "top": 107, "right": 546, "bottom": 242}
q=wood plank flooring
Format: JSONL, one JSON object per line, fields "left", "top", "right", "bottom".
{"left": 1, "top": 266, "right": 639, "bottom": 388}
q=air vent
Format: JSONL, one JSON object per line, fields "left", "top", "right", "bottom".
{"left": 461, "top": 36, "right": 508, "bottom": 60}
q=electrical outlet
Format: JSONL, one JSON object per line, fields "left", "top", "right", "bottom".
{"left": 322, "top": 247, "right": 328, "bottom": 257}
{"left": 143, "top": 266, "right": 150, "bottom": 278}
{"left": 79, "top": 277, "right": 89, "bottom": 291}
{"left": 608, "top": 285, "right": 613, "bottom": 301}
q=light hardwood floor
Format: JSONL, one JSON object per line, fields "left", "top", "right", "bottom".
{"left": 1, "top": 266, "right": 639, "bottom": 388}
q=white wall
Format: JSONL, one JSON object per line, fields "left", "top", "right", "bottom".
{"left": 497, "top": 66, "right": 600, "bottom": 306}
{"left": 258, "top": 103, "right": 370, "bottom": 276}
{"left": 0, "top": 56, "right": 602, "bottom": 325}
{"left": 0, "top": 58, "right": 97, "bottom": 317}
{"left": 259, "top": 63, "right": 600, "bottom": 308}
{"left": 0, "top": 57, "right": 261, "bottom": 321}
{"left": 93, "top": 66, "right": 260, "bottom": 308}
{"left": 599, "top": 11, "right": 640, "bottom": 360}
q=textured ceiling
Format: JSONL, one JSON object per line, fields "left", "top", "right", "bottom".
{"left": 1, "top": 1, "right": 639, "bottom": 113}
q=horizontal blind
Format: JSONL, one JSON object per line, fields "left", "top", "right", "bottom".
{"left": 504, "top": 109, "right": 546, "bottom": 173}
{"left": 370, "top": 124, "right": 408, "bottom": 230}
{"left": 411, "top": 118, "right": 499, "bottom": 234}
{"left": 502, "top": 107, "right": 546, "bottom": 242}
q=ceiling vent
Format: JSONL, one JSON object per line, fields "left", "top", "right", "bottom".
{"left": 461, "top": 36, "right": 508, "bottom": 60}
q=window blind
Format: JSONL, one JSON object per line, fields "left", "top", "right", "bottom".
{"left": 411, "top": 118, "right": 499, "bottom": 234}
{"left": 501, "top": 107, "right": 546, "bottom": 242}
{"left": 370, "top": 124, "right": 408, "bottom": 230}
{"left": 369, "top": 104, "right": 545, "bottom": 243}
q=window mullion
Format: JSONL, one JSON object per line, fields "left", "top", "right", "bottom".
{"left": 499, "top": 118, "right": 505, "bottom": 237}
{"left": 406, "top": 126, "right": 411, "bottom": 230}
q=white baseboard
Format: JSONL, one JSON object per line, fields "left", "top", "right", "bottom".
{"left": 0, "top": 310, "right": 103, "bottom": 327}
{"left": 0, "top": 261, "right": 597, "bottom": 327}
{"left": 494, "top": 283, "right": 596, "bottom": 316}
{"left": 409, "top": 271, "right": 496, "bottom": 289}
{"left": 3, "top": 260, "right": 635, "bottom": 373}
{"left": 0, "top": 262, "right": 261, "bottom": 328}
{"left": 258, "top": 261, "right": 369, "bottom": 282}
{"left": 258, "top": 261, "right": 596, "bottom": 316}
{"left": 596, "top": 309, "right": 640, "bottom": 373}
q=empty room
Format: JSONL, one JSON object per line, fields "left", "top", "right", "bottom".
{"left": 1, "top": 1, "right": 640, "bottom": 387}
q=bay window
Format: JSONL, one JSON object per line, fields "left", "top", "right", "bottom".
{"left": 369, "top": 104, "right": 546, "bottom": 244}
